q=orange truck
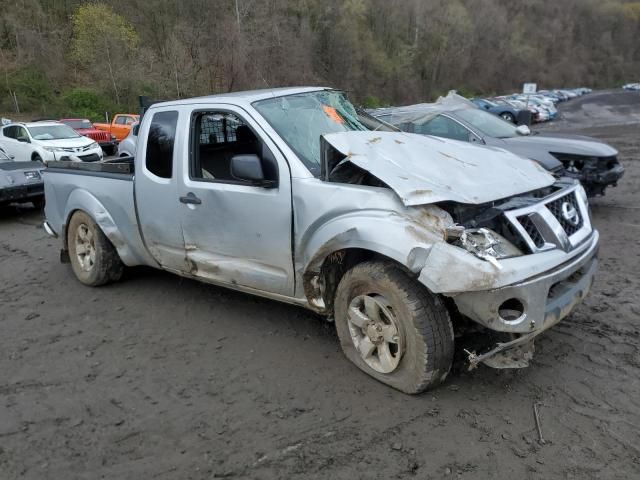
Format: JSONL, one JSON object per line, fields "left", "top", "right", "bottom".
{"left": 94, "top": 114, "right": 140, "bottom": 142}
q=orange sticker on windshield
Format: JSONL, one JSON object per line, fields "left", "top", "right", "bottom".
{"left": 322, "top": 105, "right": 344, "bottom": 124}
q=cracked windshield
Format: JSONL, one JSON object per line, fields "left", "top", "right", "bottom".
{"left": 254, "top": 90, "right": 393, "bottom": 175}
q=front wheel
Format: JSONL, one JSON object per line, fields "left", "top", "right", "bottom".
{"left": 67, "top": 211, "right": 124, "bottom": 286}
{"left": 334, "top": 261, "right": 454, "bottom": 394}
{"left": 500, "top": 112, "right": 516, "bottom": 123}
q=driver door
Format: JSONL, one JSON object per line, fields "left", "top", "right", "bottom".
{"left": 178, "top": 106, "right": 294, "bottom": 296}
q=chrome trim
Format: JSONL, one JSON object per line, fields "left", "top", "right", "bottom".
{"left": 504, "top": 184, "right": 592, "bottom": 253}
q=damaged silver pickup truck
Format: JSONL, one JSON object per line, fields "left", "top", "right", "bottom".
{"left": 43, "top": 87, "right": 598, "bottom": 393}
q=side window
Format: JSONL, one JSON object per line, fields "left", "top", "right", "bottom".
{"left": 190, "top": 111, "right": 278, "bottom": 184}
{"left": 16, "top": 127, "right": 29, "bottom": 141}
{"left": 145, "top": 111, "right": 178, "bottom": 179}
{"left": 3, "top": 126, "right": 16, "bottom": 139}
{"left": 417, "top": 115, "right": 470, "bottom": 142}
{"left": 115, "top": 116, "right": 127, "bottom": 125}
{"left": 125, "top": 116, "right": 135, "bottom": 125}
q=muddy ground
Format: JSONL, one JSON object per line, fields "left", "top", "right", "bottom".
{"left": 1, "top": 91, "right": 639, "bottom": 480}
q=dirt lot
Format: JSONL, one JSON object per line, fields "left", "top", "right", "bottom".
{"left": 1, "top": 91, "right": 639, "bottom": 480}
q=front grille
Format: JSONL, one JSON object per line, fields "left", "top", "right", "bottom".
{"left": 545, "top": 192, "right": 583, "bottom": 235}
{"left": 517, "top": 215, "right": 545, "bottom": 248}
{"left": 88, "top": 131, "right": 109, "bottom": 142}
{"left": 504, "top": 185, "right": 591, "bottom": 254}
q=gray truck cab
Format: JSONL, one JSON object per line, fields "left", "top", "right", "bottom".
{"left": 43, "top": 87, "right": 599, "bottom": 393}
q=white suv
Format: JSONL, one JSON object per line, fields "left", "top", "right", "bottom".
{"left": 0, "top": 121, "right": 103, "bottom": 163}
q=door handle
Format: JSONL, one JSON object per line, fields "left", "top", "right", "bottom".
{"left": 179, "top": 192, "right": 202, "bottom": 205}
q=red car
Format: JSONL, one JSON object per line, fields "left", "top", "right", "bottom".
{"left": 59, "top": 119, "right": 119, "bottom": 156}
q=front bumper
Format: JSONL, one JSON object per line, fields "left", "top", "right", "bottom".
{"left": 586, "top": 163, "right": 624, "bottom": 187}
{"left": 0, "top": 183, "right": 44, "bottom": 203}
{"left": 451, "top": 230, "right": 599, "bottom": 334}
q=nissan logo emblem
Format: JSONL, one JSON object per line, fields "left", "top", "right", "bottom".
{"left": 561, "top": 201, "right": 580, "bottom": 226}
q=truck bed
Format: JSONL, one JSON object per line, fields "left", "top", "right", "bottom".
{"left": 46, "top": 157, "right": 134, "bottom": 176}
{"left": 43, "top": 157, "right": 153, "bottom": 267}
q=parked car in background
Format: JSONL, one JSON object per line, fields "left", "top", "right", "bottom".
{"left": 0, "top": 121, "right": 103, "bottom": 164}
{"left": 116, "top": 122, "right": 139, "bottom": 157}
{"left": 59, "top": 118, "right": 118, "bottom": 156}
{"left": 512, "top": 96, "right": 558, "bottom": 121}
{"left": 43, "top": 87, "right": 600, "bottom": 393}
{"left": 94, "top": 114, "right": 140, "bottom": 142}
{"left": 471, "top": 98, "right": 520, "bottom": 123}
{"left": 623, "top": 83, "right": 640, "bottom": 91}
{"left": 503, "top": 98, "right": 546, "bottom": 123}
{"left": 371, "top": 94, "right": 624, "bottom": 196}
{"left": 0, "top": 149, "right": 45, "bottom": 208}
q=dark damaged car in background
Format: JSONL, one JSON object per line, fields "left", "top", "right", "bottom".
{"left": 43, "top": 87, "right": 600, "bottom": 394}
{"left": 0, "top": 149, "right": 45, "bottom": 208}
{"left": 372, "top": 93, "right": 625, "bottom": 196}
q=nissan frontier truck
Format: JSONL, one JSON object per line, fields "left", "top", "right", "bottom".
{"left": 43, "top": 87, "right": 599, "bottom": 393}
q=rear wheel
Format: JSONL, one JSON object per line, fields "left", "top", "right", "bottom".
{"left": 334, "top": 261, "right": 454, "bottom": 394}
{"left": 67, "top": 211, "right": 123, "bottom": 286}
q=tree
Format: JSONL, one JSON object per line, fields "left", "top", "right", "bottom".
{"left": 71, "top": 3, "right": 139, "bottom": 105}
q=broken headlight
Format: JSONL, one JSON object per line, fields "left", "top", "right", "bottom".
{"left": 445, "top": 226, "right": 523, "bottom": 269}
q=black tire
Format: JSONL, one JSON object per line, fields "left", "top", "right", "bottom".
{"left": 32, "top": 153, "right": 43, "bottom": 163}
{"left": 334, "top": 261, "right": 454, "bottom": 394}
{"left": 67, "top": 211, "right": 124, "bottom": 286}
{"left": 104, "top": 146, "right": 117, "bottom": 156}
{"left": 32, "top": 197, "right": 45, "bottom": 209}
{"left": 500, "top": 112, "right": 515, "bottom": 123}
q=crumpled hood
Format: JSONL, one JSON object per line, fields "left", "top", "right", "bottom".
{"left": 503, "top": 133, "right": 618, "bottom": 158}
{"left": 323, "top": 131, "right": 555, "bottom": 206}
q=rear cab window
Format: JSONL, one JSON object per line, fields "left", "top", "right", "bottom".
{"left": 145, "top": 111, "right": 178, "bottom": 179}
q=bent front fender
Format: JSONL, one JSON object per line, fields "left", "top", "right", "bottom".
{"left": 296, "top": 206, "right": 451, "bottom": 299}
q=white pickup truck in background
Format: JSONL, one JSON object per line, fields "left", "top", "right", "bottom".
{"left": 43, "top": 87, "right": 599, "bottom": 393}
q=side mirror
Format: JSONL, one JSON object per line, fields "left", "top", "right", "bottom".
{"left": 515, "top": 125, "right": 531, "bottom": 136}
{"left": 17, "top": 136, "right": 30, "bottom": 143}
{"left": 230, "top": 154, "right": 275, "bottom": 187}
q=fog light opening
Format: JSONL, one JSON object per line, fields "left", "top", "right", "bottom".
{"left": 499, "top": 298, "right": 525, "bottom": 322}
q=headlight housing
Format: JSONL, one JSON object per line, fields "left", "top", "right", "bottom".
{"left": 446, "top": 226, "right": 523, "bottom": 269}
{"left": 88, "top": 141, "right": 98, "bottom": 149}
{"left": 43, "top": 146, "right": 62, "bottom": 153}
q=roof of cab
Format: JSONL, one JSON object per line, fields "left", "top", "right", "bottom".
{"left": 148, "top": 86, "right": 333, "bottom": 110}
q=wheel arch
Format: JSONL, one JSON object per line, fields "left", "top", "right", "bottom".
{"left": 297, "top": 211, "right": 444, "bottom": 314}
{"left": 62, "top": 190, "right": 135, "bottom": 265}
{"left": 302, "top": 247, "right": 418, "bottom": 315}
